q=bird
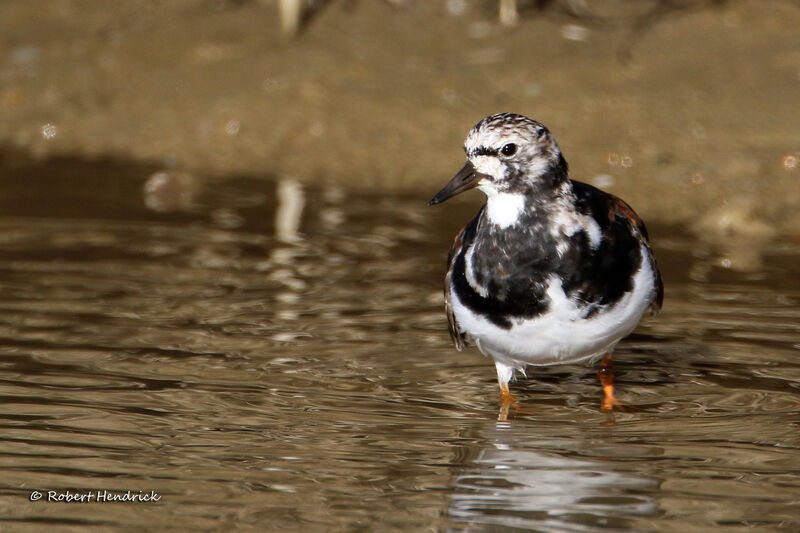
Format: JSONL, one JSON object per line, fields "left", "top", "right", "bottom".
{"left": 429, "top": 113, "right": 663, "bottom": 420}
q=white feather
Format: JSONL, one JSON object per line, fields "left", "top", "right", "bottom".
{"left": 464, "top": 246, "right": 489, "bottom": 297}
{"left": 471, "top": 155, "right": 505, "bottom": 180}
{"left": 549, "top": 196, "right": 602, "bottom": 253}
{"left": 480, "top": 191, "right": 526, "bottom": 229}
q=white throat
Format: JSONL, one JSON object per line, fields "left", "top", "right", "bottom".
{"left": 481, "top": 190, "right": 526, "bottom": 229}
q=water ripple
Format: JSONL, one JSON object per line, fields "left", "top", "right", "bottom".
{"left": 0, "top": 157, "right": 798, "bottom": 531}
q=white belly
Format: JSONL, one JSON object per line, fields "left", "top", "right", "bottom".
{"left": 450, "top": 245, "right": 655, "bottom": 369}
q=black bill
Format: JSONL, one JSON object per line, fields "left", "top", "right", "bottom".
{"left": 428, "top": 161, "right": 485, "bottom": 206}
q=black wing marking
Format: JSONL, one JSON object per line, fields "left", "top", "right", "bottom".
{"left": 608, "top": 195, "right": 663, "bottom": 315}
{"left": 571, "top": 180, "right": 663, "bottom": 315}
{"left": 443, "top": 208, "right": 485, "bottom": 350}
{"left": 445, "top": 224, "right": 468, "bottom": 350}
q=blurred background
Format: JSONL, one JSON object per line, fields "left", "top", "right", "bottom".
{"left": 2, "top": 0, "right": 799, "bottom": 234}
{"left": 1, "top": 2, "right": 800, "bottom": 531}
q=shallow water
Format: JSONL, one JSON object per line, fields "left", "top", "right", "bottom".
{"left": 0, "top": 156, "right": 798, "bottom": 532}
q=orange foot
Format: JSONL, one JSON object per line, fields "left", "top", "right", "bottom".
{"left": 597, "top": 354, "right": 626, "bottom": 412}
{"left": 498, "top": 383, "right": 519, "bottom": 421}
{"left": 601, "top": 383, "right": 626, "bottom": 411}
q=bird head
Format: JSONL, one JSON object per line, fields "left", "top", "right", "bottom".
{"left": 429, "top": 113, "right": 566, "bottom": 205}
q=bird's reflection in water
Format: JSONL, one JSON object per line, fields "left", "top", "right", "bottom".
{"left": 450, "top": 421, "right": 659, "bottom": 532}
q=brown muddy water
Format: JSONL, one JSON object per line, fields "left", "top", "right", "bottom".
{"left": 0, "top": 155, "right": 798, "bottom": 532}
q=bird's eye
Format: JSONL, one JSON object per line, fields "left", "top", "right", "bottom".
{"left": 501, "top": 143, "right": 517, "bottom": 157}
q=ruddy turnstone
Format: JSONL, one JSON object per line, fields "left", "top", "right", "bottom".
{"left": 429, "top": 113, "right": 663, "bottom": 419}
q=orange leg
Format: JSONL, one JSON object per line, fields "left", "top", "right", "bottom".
{"left": 498, "top": 383, "right": 519, "bottom": 421}
{"left": 597, "top": 353, "right": 623, "bottom": 411}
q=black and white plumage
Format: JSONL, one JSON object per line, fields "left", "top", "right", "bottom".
{"left": 429, "top": 113, "right": 663, "bottom": 414}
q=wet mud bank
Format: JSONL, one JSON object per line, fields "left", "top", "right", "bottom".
{"left": 1, "top": 0, "right": 799, "bottom": 234}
